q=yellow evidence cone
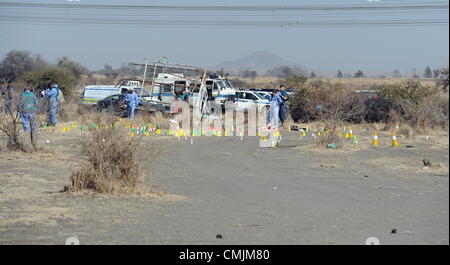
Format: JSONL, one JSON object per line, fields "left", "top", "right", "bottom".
{"left": 372, "top": 131, "right": 379, "bottom": 146}
{"left": 392, "top": 132, "right": 400, "bottom": 147}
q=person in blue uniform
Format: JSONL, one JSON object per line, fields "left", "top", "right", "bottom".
{"left": 267, "top": 89, "right": 283, "bottom": 129}
{"left": 124, "top": 88, "right": 139, "bottom": 119}
{"left": 43, "top": 83, "right": 59, "bottom": 126}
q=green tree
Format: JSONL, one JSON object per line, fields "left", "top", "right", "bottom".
{"left": 266, "top": 66, "right": 298, "bottom": 78}
{"left": 0, "top": 50, "right": 49, "bottom": 82}
{"left": 57, "top": 56, "right": 88, "bottom": 78}
{"left": 100, "top": 64, "right": 119, "bottom": 80}
{"left": 22, "top": 68, "right": 79, "bottom": 97}
{"left": 433, "top": 69, "right": 441, "bottom": 78}
{"left": 354, "top": 70, "right": 364, "bottom": 78}
{"left": 424, "top": 66, "right": 432, "bottom": 78}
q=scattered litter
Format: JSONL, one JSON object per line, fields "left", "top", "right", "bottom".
{"left": 216, "top": 234, "right": 223, "bottom": 239}
{"left": 423, "top": 159, "right": 432, "bottom": 167}
{"left": 290, "top": 125, "right": 299, "bottom": 131}
{"left": 327, "top": 143, "right": 336, "bottom": 149}
{"left": 391, "top": 228, "right": 397, "bottom": 234}
{"left": 406, "top": 145, "right": 414, "bottom": 148}
{"left": 272, "top": 187, "right": 277, "bottom": 190}
{"left": 320, "top": 163, "right": 335, "bottom": 168}
{"left": 364, "top": 175, "right": 369, "bottom": 178}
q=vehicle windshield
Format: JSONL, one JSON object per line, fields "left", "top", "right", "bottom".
{"left": 224, "top": 80, "right": 234, "bottom": 89}
{"left": 217, "top": 81, "right": 227, "bottom": 90}
{"left": 134, "top": 88, "right": 151, "bottom": 97}
{"left": 241, "top": 91, "right": 263, "bottom": 100}
{"left": 255, "top": 92, "right": 268, "bottom": 100}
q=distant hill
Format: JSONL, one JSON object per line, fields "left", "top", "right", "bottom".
{"left": 211, "top": 51, "right": 300, "bottom": 73}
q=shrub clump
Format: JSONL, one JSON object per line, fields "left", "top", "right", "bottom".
{"left": 68, "top": 120, "right": 144, "bottom": 194}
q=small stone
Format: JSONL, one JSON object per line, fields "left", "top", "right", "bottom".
{"left": 216, "top": 234, "right": 223, "bottom": 239}
{"left": 391, "top": 229, "right": 397, "bottom": 234}
{"left": 364, "top": 175, "right": 369, "bottom": 178}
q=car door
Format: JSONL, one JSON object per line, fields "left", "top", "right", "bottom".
{"left": 235, "top": 92, "right": 245, "bottom": 109}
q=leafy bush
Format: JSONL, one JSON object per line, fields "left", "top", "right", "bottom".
{"left": 378, "top": 80, "right": 441, "bottom": 128}
{"left": 22, "top": 68, "right": 79, "bottom": 98}
{"left": 0, "top": 50, "right": 49, "bottom": 82}
{"left": 289, "top": 79, "right": 363, "bottom": 123}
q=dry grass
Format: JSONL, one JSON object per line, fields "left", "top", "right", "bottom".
{"left": 0, "top": 100, "right": 39, "bottom": 152}
{"left": 66, "top": 114, "right": 150, "bottom": 194}
{"left": 230, "top": 76, "right": 436, "bottom": 89}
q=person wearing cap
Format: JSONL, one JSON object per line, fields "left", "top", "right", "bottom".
{"left": 43, "top": 83, "right": 59, "bottom": 126}
{"left": 19, "top": 86, "right": 38, "bottom": 133}
{"left": 267, "top": 89, "right": 283, "bottom": 129}
{"left": 278, "top": 85, "right": 288, "bottom": 126}
{"left": 124, "top": 88, "right": 139, "bottom": 119}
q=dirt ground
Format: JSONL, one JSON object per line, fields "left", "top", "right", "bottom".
{"left": 0, "top": 123, "right": 448, "bottom": 245}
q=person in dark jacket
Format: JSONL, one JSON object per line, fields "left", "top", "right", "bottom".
{"left": 278, "top": 85, "right": 288, "bottom": 126}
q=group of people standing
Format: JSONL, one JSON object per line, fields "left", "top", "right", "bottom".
{"left": 1, "top": 82, "right": 61, "bottom": 133}
{"left": 267, "top": 85, "right": 288, "bottom": 129}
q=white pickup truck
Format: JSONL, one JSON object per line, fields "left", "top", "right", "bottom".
{"left": 81, "top": 79, "right": 152, "bottom": 105}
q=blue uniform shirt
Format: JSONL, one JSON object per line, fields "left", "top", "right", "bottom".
{"left": 44, "top": 86, "right": 58, "bottom": 106}
{"left": 269, "top": 93, "right": 283, "bottom": 105}
{"left": 124, "top": 92, "right": 139, "bottom": 107}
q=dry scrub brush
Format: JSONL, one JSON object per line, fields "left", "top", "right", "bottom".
{"left": 381, "top": 80, "right": 448, "bottom": 132}
{"left": 289, "top": 80, "right": 364, "bottom": 147}
{"left": 0, "top": 99, "right": 37, "bottom": 152}
{"left": 68, "top": 116, "right": 146, "bottom": 194}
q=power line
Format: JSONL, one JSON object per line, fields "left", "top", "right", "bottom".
{"left": 0, "top": 2, "right": 448, "bottom": 11}
{"left": 0, "top": 1, "right": 447, "bottom": 28}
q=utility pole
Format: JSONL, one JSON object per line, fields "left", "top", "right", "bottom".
{"left": 141, "top": 58, "right": 149, "bottom": 98}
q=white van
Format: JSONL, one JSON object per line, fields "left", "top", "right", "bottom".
{"left": 82, "top": 79, "right": 151, "bottom": 104}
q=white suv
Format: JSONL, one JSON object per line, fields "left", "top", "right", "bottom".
{"left": 235, "top": 90, "right": 270, "bottom": 110}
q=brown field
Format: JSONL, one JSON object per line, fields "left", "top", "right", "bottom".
{"left": 230, "top": 76, "right": 439, "bottom": 89}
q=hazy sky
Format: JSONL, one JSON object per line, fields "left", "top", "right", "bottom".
{"left": 0, "top": 0, "right": 448, "bottom": 75}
